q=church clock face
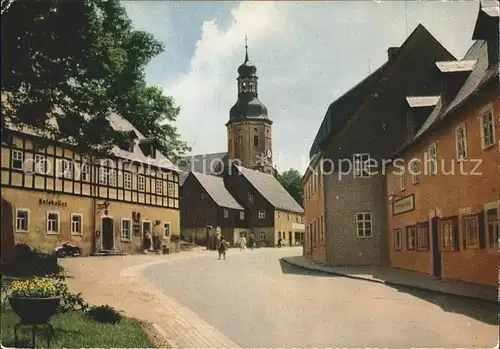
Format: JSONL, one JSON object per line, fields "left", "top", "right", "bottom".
{"left": 267, "top": 148, "right": 272, "bottom": 159}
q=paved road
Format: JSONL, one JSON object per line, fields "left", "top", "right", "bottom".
{"left": 143, "top": 247, "right": 498, "bottom": 348}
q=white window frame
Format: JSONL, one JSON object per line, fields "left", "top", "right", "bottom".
{"left": 81, "top": 163, "right": 90, "bottom": 182}
{"left": 258, "top": 210, "right": 266, "bottom": 219}
{"left": 99, "top": 167, "right": 108, "bottom": 185}
{"left": 11, "top": 149, "right": 23, "bottom": 170}
{"left": 411, "top": 160, "right": 420, "bottom": 184}
{"left": 138, "top": 175, "right": 145, "bottom": 191}
{"left": 121, "top": 218, "right": 132, "bottom": 241}
{"left": 455, "top": 122, "right": 468, "bottom": 161}
{"left": 240, "top": 211, "right": 245, "bottom": 220}
{"left": 62, "top": 159, "right": 73, "bottom": 179}
{"left": 428, "top": 143, "right": 437, "bottom": 175}
{"left": 480, "top": 106, "right": 496, "bottom": 149}
{"left": 163, "top": 222, "right": 171, "bottom": 238}
{"left": 394, "top": 228, "right": 402, "bottom": 251}
{"left": 400, "top": 172, "right": 407, "bottom": 191}
{"left": 15, "top": 208, "right": 29, "bottom": 233}
{"left": 108, "top": 169, "right": 117, "bottom": 187}
{"left": 355, "top": 212, "right": 373, "bottom": 238}
{"left": 46, "top": 211, "right": 60, "bottom": 235}
{"left": 71, "top": 213, "right": 83, "bottom": 235}
{"left": 34, "top": 154, "right": 47, "bottom": 174}
{"left": 167, "top": 182, "right": 175, "bottom": 197}
{"left": 224, "top": 209, "right": 229, "bottom": 218}
{"left": 353, "top": 153, "right": 371, "bottom": 178}
{"left": 156, "top": 179, "right": 162, "bottom": 194}
{"left": 248, "top": 193, "right": 254, "bottom": 203}
{"left": 124, "top": 172, "right": 132, "bottom": 190}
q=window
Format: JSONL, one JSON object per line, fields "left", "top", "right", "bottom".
{"left": 163, "top": 222, "right": 171, "bottom": 238}
{"left": 201, "top": 192, "right": 206, "bottom": 200}
{"left": 287, "top": 213, "right": 290, "bottom": 220}
{"left": 240, "top": 211, "right": 245, "bottom": 220}
{"left": 99, "top": 167, "right": 107, "bottom": 184}
{"left": 428, "top": 143, "right": 437, "bottom": 175}
{"left": 34, "top": 154, "right": 47, "bottom": 174}
{"left": 121, "top": 219, "right": 131, "bottom": 240}
{"left": 81, "top": 163, "right": 90, "bottom": 182}
{"left": 156, "top": 179, "right": 162, "bottom": 194}
{"left": 108, "top": 169, "right": 117, "bottom": 186}
{"left": 15, "top": 209, "right": 29, "bottom": 232}
{"left": 62, "top": 159, "right": 73, "bottom": 179}
{"left": 411, "top": 161, "right": 420, "bottom": 184}
{"left": 254, "top": 135, "right": 259, "bottom": 147}
{"left": 463, "top": 215, "right": 479, "bottom": 249}
{"left": 167, "top": 182, "right": 175, "bottom": 197}
{"left": 138, "top": 175, "right": 145, "bottom": 191}
{"left": 353, "top": 153, "right": 370, "bottom": 178}
{"left": 124, "top": 172, "right": 132, "bottom": 189}
{"left": 71, "top": 214, "right": 83, "bottom": 235}
{"left": 224, "top": 209, "right": 229, "bottom": 218}
{"left": 394, "top": 229, "right": 402, "bottom": 251}
{"left": 248, "top": 193, "right": 254, "bottom": 203}
{"left": 480, "top": 108, "right": 495, "bottom": 149}
{"left": 47, "top": 212, "right": 59, "bottom": 234}
{"left": 260, "top": 232, "right": 265, "bottom": 240}
{"left": 406, "top": 226, "right": 416, "bottom": 250}
{"left": 11, "top": 149, "right": 23, "bottom": 170}
{"left": 400, "top": 172, "right": 407, "bottom": 191}
{"left": 356, "top": 212, "right": 372, "bottom": 238}
{"left": 487, "top": 208, "right": 499, "bottom": 248}
{"left": 455, "top": 123, "right": 467, "bottom": 161}
{"left": 439, "top": 220, "right": 454, "bottom": 251}
{"left": 238, "top": 136, "right": 243, "bottom": 147}
{"left": 258, "top": 210, "right": 266, "bottom": 219}
{"left": 417, "top": 224, "right": 429, "bottom": 251}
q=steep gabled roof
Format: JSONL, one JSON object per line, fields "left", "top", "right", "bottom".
{"left": 235, "top": 165, "right": 304, "bottom": 213}
{"left": 192, "top": 172, "right": 243, "bottom": 210}
{"left": 178, "top": 152, "right": 228, "bottom": 185}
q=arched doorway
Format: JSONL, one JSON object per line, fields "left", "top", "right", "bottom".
{"left": 101, "top": 217, "right": 114, "bottom": 250}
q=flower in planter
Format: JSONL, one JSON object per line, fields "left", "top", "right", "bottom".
{"left": 10, "top": 277, "right": 57, "bottom": 298}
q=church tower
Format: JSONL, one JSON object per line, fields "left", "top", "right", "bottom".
{"left": 226, "top": 38, "right": 273, "bottom": 174}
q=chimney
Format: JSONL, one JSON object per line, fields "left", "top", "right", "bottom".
{"left": 387, "top": 47, "right": 399, "bottom": 60}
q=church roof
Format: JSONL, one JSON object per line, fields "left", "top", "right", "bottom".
{"left": 235, "top": 165, "right": 304, "bottom": 213}
{"left": 192, "top": 172, "right": 244, "bottom": 210}
{"left": 178, "top": 152, "right": 228, "bottom": 185}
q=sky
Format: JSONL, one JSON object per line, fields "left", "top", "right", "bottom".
{"left": 122, "top": 0, "right": 480, "bottom": 174}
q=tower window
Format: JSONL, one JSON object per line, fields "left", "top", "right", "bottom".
{"left": 238, "top": 136, "right": 243, "bottom": 147}
{"left": 254, "top": 135, "right": 259, "bottom": 147}
{"left": 249, "top": 82, "right": 254, "bottom": 92}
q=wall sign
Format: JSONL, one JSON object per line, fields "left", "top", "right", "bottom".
{"left": 392, "top": 194, "right": 415, "bottom": 216}
{"left": 39, "top": 198, "right": 68, "bottom": 207}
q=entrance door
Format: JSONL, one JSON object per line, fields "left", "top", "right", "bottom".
{"left": 431, "top": 217, "right": 441, "bottom": 277}
{"left": 102, "top": 217, "right": 114, "bottom": 250}
{"left": 142, "top": 221, "right": 152, "bottom": 250}
{"left": 289, "top": 231, "right": 293, "bottom": 246}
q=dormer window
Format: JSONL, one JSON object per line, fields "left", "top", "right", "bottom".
{"left": 139, "top": 138, "right": 157, "bottom": 159}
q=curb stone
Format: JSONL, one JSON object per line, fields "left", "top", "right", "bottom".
{"left": 281, "top": 257, "right": 498, "bottom": 304}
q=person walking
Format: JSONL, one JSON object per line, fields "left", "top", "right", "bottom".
{"left": 248, "top": 233, "right": 255, "bottom": 251}
{"left": 218, "top": 236, "right": 228, "bottom": 260}
{"left": 240, "top": 235, "right": 247, "bottom": 251}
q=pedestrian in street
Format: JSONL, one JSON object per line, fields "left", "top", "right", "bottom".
{"left": 217, "top": 236, "right": 228, "bottom": 260}
{"left": 240, "top": 235, "right": 247, "bottom": 251}
{"left": 277, "top": 236, "right": 283, "bottom": 248}
{"left": 248, "top": 233, "right": 255, "bottom": 251}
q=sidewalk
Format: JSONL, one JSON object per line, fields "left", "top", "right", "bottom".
{"left": 282, "top": 255, "right": 498, "bottom": 302}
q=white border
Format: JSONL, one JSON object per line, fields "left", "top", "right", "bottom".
{"left": 479, "top": 103, "right": 496, "bottom": 150}
{"left": 455, "top": 122, "right": 468, "bottom": 161}
{"left": 46, "top": 211, "right": 60, "bottom": 235}
{"left": 162, "top": 221, "right": 171, "bottom": 238}
{"left": 120, "top": 218, "right": 132, "bottom": 241}
{"left": 70, "top": 213, "right": 83, "bottom": 235}
{"left": 14, "top": 208, "right": 29, "bottom": 233}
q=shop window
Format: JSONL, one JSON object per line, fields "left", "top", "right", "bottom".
{"left": 15, "top": 209, "right": 29, "bottom": 233}
{"left": 71, "top": 214, "right": 83, "bottom": 235}
{"left": 416, "top": 224, "right": 429, "bottom": 251}
{"left": 394, "top": 229, "right": 402, "bottom": 251}
{"left": 124, "top": 172, "right": 132, "bottom": 189}
{"left": 356, "top": 212, "right": 372, "bottom": 238}
{"left": 121, "top": 219, "right": 131, "bottom": 240}
{"left": 487, "top": 208, "right": 499, "bottom": 248}
{"left": 47, "top": 212, "right": 60, "bottom": 234}
{"left": 406, "top": 226, "right": 416, "bottom": 250}
{"left": 11, "top": 149, "right": 23, "bottom": 170}
{"left": 163, "top": 222, "right": 171, "bottom": 238}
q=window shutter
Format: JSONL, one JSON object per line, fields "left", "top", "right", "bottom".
{"left": 479, "top": 116, "right": 486, "bottom": 148}
{"left": 452, "top": 216, "right": 459, "bottom": 250}
{"left": 478, "top": 211, "right": 486, "bottom": 248}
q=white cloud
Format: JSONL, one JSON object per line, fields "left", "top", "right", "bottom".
{"left": 159, "top": 1, "right": 478, "bottom": 174}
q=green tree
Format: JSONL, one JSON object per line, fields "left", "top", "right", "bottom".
{"left": 1, "top": 0, "right": 189, "bottom": 162}
{"left": 278, "top": 169, "right": 303, "bottom": 207}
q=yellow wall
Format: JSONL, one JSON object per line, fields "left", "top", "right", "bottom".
{"left": 274, "top": 210, "right": 305, "bottom": 246}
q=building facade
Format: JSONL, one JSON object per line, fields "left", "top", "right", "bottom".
{"left": 1, "top": 114, "right": 181, "bottom": 256}
{"left": 386, "top": 4, "right": 499, "bottom": 287}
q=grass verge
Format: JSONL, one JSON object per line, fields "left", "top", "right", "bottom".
{"left": 1, "top": 309, "right": 155, "bottom": 348}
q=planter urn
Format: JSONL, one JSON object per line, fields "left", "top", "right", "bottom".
{"left": 9, "top": 296, "right": 61, "bottom": 324}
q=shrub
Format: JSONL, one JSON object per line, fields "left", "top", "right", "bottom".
{"left": 2, "top": 244, "right": 60, "bottom": 277}
{"left": 50, "top": 273, "right": 88, "bottom": 313}
{"left": 86, "top": 305, "right": 122, "bottom": 324}
{"left": 10, "top": 277, "right": 57, "bottom": 298}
